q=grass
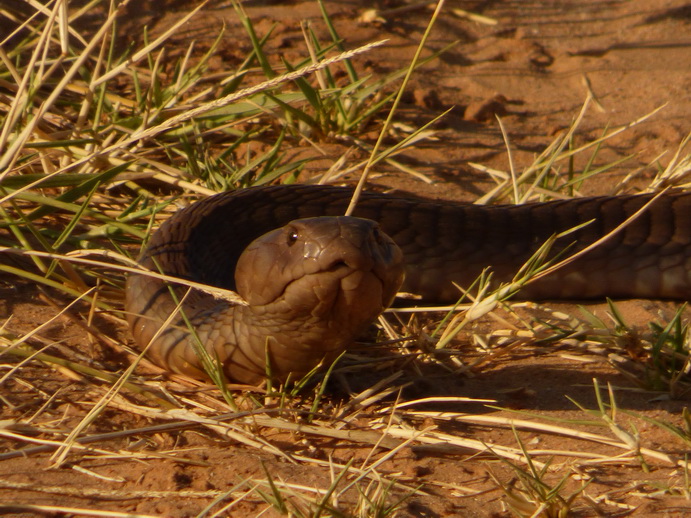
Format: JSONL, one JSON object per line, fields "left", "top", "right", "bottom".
{"left": 487, "top": 430, "right": 591, "bottom": 518}
{"left": 1, "top": 0, "right": 691, "bottom": 516}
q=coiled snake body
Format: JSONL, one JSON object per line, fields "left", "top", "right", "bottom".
{"left": 126, "top": 185, "right": 691, "bottom": 383}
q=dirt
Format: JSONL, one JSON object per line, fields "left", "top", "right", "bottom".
{"left": 2, "top": 1, "right": 691, "bottom": 517}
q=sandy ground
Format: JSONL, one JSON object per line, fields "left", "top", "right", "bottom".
{"left": 2, "top": 1, "right": 691, "bottom": 516}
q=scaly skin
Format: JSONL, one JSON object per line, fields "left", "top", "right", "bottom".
{"left": 126, "top": 185, "right": 691, "bottom": 383}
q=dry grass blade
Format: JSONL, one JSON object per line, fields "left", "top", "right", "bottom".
{"left": 527, "top": 189, "right": 670, "bottom": 284}
{"left": 0, "top": 246, "right": 248, "bottom": 305}
{"left": 346, "top": 0, "right": 446, "bottom": 214}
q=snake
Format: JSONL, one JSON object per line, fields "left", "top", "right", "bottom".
{"left": 125, "top": 185, "right": 691, "bottom": 384}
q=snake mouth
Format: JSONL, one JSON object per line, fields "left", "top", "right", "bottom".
{"left": 272, "top": 261, "right": 362, "bottom": 307}
{"left": 325, "top": 260, "right": 351, "bottom": 273}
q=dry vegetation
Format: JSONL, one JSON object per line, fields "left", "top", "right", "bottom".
{"left": 1, "top": 1, "right": 691, "bottom": 516}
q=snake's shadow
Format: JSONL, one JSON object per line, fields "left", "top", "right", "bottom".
{"left": 325, "top": 342, "right": 691, "bottom": 413}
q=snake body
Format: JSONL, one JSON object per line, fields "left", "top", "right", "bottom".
{"left": 125, "top": 185, "right": 691, "bottom": 383}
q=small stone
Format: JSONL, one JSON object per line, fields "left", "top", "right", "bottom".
{"left": 413, "top": 88, "right": 443, "bottom": 110}
{"left": 464, "top": 94, "right": 509, "bottom": 122}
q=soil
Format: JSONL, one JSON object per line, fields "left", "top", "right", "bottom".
{"left": 2, "top": 1, "right": 691, "bottom": 517}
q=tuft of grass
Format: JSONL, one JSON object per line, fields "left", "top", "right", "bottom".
{"left": 228, "top": 0, "right": 455, "bottom": 144}
{"left": 575, "top": 300, "right": 691, "bottom": 397}
{"left": 487, "top": 429, "right": 590, "bottom": 518}
{"left": 647, "top": 304, "right": 691, "bottom": 397}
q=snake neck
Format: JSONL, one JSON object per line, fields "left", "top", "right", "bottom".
{"left": 212, "top": 302, "right": 374, "bottom": 384}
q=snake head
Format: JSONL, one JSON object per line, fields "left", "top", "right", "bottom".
{"left": 235, "top": 216, "right": 405, "bottom": 330}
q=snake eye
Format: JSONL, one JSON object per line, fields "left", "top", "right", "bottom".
{"left": 286, "top": 229, "right": 299, "bottom": 246}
